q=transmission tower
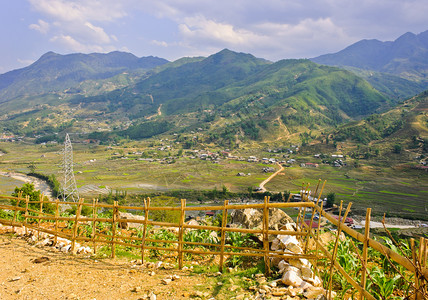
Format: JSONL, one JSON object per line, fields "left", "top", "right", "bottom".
{"left": 61, "top": 133, "right": 79, "bottom": 202}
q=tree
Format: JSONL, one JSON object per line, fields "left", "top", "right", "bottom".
{"left": 393, "top": 144, "right": 402, "bottom": 154}
{"left": 28, "top": 161, "right": 37, "bottom": 173}
{"left": 326, "top": 193, "right": 335, "bottom": 208}
{"left": 11, "top": 183, "right": 54, "bottom": 214}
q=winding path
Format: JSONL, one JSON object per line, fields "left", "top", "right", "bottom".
{"left": 258, "top": 162, "right": 284, "bottom": 192}
{"left": 0, "top": 171, "right": 53, "bottom": 198}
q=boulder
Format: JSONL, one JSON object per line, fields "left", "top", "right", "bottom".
{"left": 118, "top": 212, "right": 145, "bottom": 230}
{"left": 230, "top": 208, "right": 294, "bottom": 241}
{"left": 281, "top": 270, "right": 303, "bottom": 287}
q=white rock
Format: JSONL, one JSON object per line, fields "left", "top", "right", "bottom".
{"left": 148, "top": 291, "right": 157, "bottom": 300}
{"left": 299, "top": 280, "right": 314, "bottom": 290}
{"left": 281, "top": 270, "right": 303, "bottom": 287}
{"left": 289, "top": 258, "right": 311, "bottom": 269}
{"left": 276, "top": 235, "right": 303, "bottom": 253}
{"left": 161, "top": 278, "right": 172, "bottom": 285}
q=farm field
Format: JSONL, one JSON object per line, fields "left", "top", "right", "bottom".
{"left": 0, "top": 141, "right": 427, "bottom": 220}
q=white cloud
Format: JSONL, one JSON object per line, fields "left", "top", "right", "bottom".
{"left": 151, "top": 40, "right": 169, "bottom": 47}
{"left": 28, "top": 0, "right": 128, "bottom": 53}
{"left": 29, "top": 19, "right": 50, "bottom": 34}
{"left": 50, "top": 34, "right": 108, "bottom": 53}
{"left": 29, "top": 0, "right": 127, "bottom": 22}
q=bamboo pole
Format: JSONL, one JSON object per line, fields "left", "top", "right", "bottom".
{"left": 12, "top": 197, "right": 21, "bottom": 232}
{"left": 327, "top": 201, "right": 352, "bottom": 299}
{"left": 92, "top": 199, "right": 98, "bottom": 254}
{"left": 111, "top": 201, "right": 118, "bottom": 259}
{"left": 24, "top": 195, "right": 29, "bottom": 235}
{"left": 263, "top": 196, "right": 271, "bottom": 276}
{"left": 423, "top": 239, "right": 427, "bottom": 268}
{"left": 54, "top": 199, "right": 60, "bottom": 245}
{"left": 313, "top": 201, "right": 324, "bottom": 282}
{"left": 141, "top": 198, "right": 150, "bottom": 264}
{"left": 178, "top": 199, "right": 186, "bottom": 269}
{"left": 37, "top": 194, "right": 43, "bottom": 239}
{"left": 71, "top": 198, "right": 83, "bottom": 254}
{"left": 360, "top": 208, "right": 371, "bottom": 300}
{"left": 313, "top": 203, "right": 428, "bottom": 280}
{"left": 219, "top": 200, "right": 229, "bottom": 272}
{"left": 314, "top": 238, "right": 376, "bottom": 300}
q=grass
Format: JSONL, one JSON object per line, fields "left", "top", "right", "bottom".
{"left": 1, "top": 141, "right": 427, "bottom": 220}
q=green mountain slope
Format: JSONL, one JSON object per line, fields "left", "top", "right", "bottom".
{"left": 311, "top": 30, "right": 428, "bottom": 99}
{"left": 0, "top": 49, "right": 391, "bottom": 145}
{"left": 0, "top": 51, "right": 168, "bottom": 103}
{"left": 332, "top": 90, "right": 428, "bottom": 146}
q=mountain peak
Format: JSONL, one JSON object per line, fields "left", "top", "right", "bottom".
{"left": 311, "top": 29, "right": 428, "bottom": 79}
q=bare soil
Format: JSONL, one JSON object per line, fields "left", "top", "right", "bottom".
{"left": 0, "top": 235, "right": 215, "bottom": 300}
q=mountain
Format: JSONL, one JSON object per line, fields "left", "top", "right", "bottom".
{"left": 332, "top": 90, "right": 428, "bottom": 145}
{"left": 0, "top": 49, "right": 391, "bottom": 145}
{"left": 311, "top": 30, "right": 428, "bottom": 99}
{"left": 77, "top": 49, "right": 388, "bottom": 119}
{"left": 312, "top": 30, "right": 428, "bottom": 79}
{"left": 0, "top": 51, "right": 169, "bottom": 102}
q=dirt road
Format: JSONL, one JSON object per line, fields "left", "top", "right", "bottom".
{"left": 0, "top": 235, "right": 214, "bottom": 300}
{"left": 258, "top": 162, "right": 284, "bottom": 192}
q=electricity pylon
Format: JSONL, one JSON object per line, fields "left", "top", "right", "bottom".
{"left": 61, "top": 133, "right": 79, "bottom": 202}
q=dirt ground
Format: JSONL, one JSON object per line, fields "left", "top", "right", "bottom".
{"left": 0, "top": 235, "right": 216, "bottom": 300}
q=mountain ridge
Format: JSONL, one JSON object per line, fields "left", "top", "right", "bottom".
{"left": 0, "top": 51, "right": 169, "bottom": 103}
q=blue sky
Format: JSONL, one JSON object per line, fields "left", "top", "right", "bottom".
{"left": 1, "top": 0, "right": 427, "bottom": 73}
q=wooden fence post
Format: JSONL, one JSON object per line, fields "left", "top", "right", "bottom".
{"left": 360, "top": 208, "right": 371, "bottom": 300}
{"left": 219, "top": 200, "right": 229, "bottom": 273}
{"left": 263, "top": 196, "right": 271, "bottom": 276}
{"left": 141, "top": 198, "right": 150, "bottom": 264}
{"left": 12, "top": 196, "right": 21, "bottom": 231}
{"left": 92, "top": 199, "right": 98, "bottom": 254}
{"left": 71, "top": 198, "right": 83, "bottom": 254}
{"left": 24, "top": 195, "right": 29, "bottom": 235}
{"left": 178, "top": 199, "right": 186, "bottom": 269}
{"left": 111, "top": 201, "right": 118, "bottom": 259}
{"left": 37, "top": 193, "right": 43, "bottom": 239}
{"left": 327, "top": 201, "right": 352, "bottom": 299}
{"left": 54, "top": 198, "right": 60, "bottom": 245}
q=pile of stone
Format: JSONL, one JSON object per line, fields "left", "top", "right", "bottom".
{"left": 230, "top": 208, "right": 333, "bottom": 299}
{"left": 1, "top": 224, "right": 93, "bottom": 255}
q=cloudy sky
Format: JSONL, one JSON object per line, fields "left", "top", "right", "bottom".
{"left": 0, "top": 0, "right": 427, "bottom": 73}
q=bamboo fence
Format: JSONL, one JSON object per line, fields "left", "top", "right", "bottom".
{"left": 0, "top": 193, "right": 427, "bottom": 299}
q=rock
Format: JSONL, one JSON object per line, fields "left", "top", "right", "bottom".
{"left": 118, "top": 211, "right": 145, "bottom": 230}
{"left": 149, "top": 271, "right": 155, "bottom": 276}
{"left": 154, "top": 261, "right": 163, "bottom": 269}
{"left": 131, "top": 286, "right": 142, "bottom": 293}
{"left": 281, "top": 270, "right": 303, "bottom": 287}
{"left": 303, "top": 287, "right": 325, "bottom": 299}
{"left": 148, "top": 291, "right": 157, "bottom": 300}
{"left": 61, "top": 244, "right": 72, "bottom": 253}
{"left": 171, "top": 274, "right": 180, "bottom": 281}
{"left": 230, "top": 208, "right": 293, "bottom": 231}
{"left": 276, "top": 235, "right": 303, "bottom": 253}
{"left": 301, "top": 266, "right": 313, "bottom": 279}
{"left": 289, "top": 258, "right": 311, "bottom": 269}
{"left": 32, "top": 257, "right": 50, "bottom": 264}
{"left": 161, "top": 278, "right": 172, "bottom": 285}
{"left": 8, "top": 276, "right": 21, "bottom": 282}
{"left": 299, "top": 280, "right": 313, "bottom": 290}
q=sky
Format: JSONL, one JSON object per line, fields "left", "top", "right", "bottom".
{"left": 0, "top": 0, "right": 427, "bottom": 74}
